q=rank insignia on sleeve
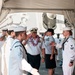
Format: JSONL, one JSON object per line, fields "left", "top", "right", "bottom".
{"left": 70, "top": 45, "right": 74, "bottom": 50}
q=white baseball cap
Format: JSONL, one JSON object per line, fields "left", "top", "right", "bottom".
{"left": 30, "top": 27, "right": 38, "bottom": 32}
{"left": 63, "top": 27, "right": 71, "bottom": 31}
{"left": 14, "top": 26, "right": 27, "bottom": 32}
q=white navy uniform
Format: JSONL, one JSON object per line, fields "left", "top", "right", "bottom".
{"left": 62, "top": 36, "right": 75, "bottom": 75}
{"left": 1, "top": 35, "right": 14, "bottom": 75}
{"left": 0, "top": 41, "right": 4, "bottom": 75}
{"left": 9, "top": 39, "right": 33, "bottom": 75}
{"left": 56, "top": 36, "right": 75, "bottom": 75}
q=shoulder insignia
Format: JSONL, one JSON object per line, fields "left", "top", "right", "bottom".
{"left": 70, "top": 45, "right": 74, "bottom": 50}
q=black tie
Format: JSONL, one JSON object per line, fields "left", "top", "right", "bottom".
{"left": 62, "top": 37, "right": 69, "bottom": 50}
{"left": 21, "top": 43, "right": 27, "bottom": 54}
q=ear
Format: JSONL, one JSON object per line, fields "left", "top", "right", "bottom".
{"left": 19, "top": 33, "right": 22, "bottom": 36}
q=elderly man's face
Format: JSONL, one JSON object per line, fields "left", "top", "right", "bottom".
{"left": 32, "top": 32, "right": 37, "bottom": 38}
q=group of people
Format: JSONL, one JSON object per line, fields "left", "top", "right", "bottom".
{"left": 1, "top": 26, "right": 40, "bottom": 75}
{"left": 0, "top": 25, "right": 75, "bottom": 75}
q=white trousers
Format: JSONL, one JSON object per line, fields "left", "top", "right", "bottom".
{"left": 62, "top": 62, "right": 74, "bottom": 75}
{"left": 62, "top": 50, "right": 75, "bottom": 75}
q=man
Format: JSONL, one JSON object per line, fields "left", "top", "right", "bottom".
{"left": 24, "top": 28, "right": 42, "bottom": 75}
{"left": 52, "top": 27, "right": 75, "bottom": 75}
{"left": 9, "top": 26, "right": 40, "bottom": 75}
{"left": 1, "top": 26, "right": 16, "bottom": 75}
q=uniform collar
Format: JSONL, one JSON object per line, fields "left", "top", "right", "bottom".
{"left": 14, "top": 39, "right": 22, "bottom": 44}
{"left": 6, "top": 35, "right": 12, "bottom": 41}
{"left": 15, "top": 39, "right": 20, "bottom": 42}
{"left": 7, "top": 35, "right": 12, "bottom": 39}
{"left": 66, "top": 36, "right": 72, "bottom": 40}
{"left": 69, "top": 36, "right": 72, "bottom": 38}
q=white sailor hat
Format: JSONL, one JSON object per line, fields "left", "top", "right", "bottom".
{"left": 30, "top": 27, "right": 38, "bottom": 32}
{"left": 63, "top": 27, "right": 71, "bottom": 31}
{"left": 8, "top": 26, "right": 16, "bottom": 31}
{"left": 14, "top": 26, "right": 27, "bottom": 32}
{"left": 2, "top": 28, "right": 8, "bottom": 31}
{"left": 0, "top": 33, "right": 4, "bottom": 38}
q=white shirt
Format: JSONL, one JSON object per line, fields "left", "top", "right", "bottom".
{"left": 9, "top": 39, "right": 33, "bottom": 75}
{"left": 25, "top": 38, "right": 42, "bottom": 55}
{"left": 42, "top": 36, "right": 55, "bottom": 54}
{"left": 55, "top": 38, "right": 63, "bottom": 49}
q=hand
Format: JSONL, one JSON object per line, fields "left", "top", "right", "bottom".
{"left": 50, "top": 55, "right": 53, "bottom": 60}
{"left": 31, "top": 68, "right": 40, "bottom": 75}
{"left": 27, "top": 33, "right": 32, "bottom": 39}
{"left": 69, "top": 63, "right": 73, "bottom": 67}
{"left": 50, "top": 42, "right": 56, "bottom": 46}
{"left": 32, "top": 71, "right": 40, "bottom": 75}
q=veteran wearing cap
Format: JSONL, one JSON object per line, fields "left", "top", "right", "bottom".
{"left": 52, "top": 27, "right": 75, "bottom": 75}
{"left": 24, "top": 27, "right": 42, "bottom": 75}
{"left": 8, "top": 26, "right": 40, "bottom": 75}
